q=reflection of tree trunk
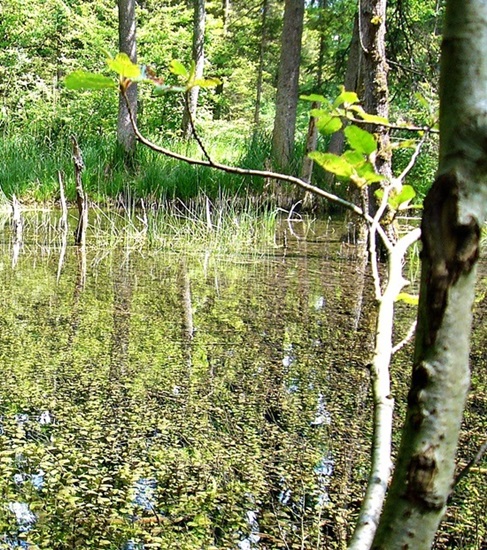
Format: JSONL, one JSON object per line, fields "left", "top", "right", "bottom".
{"left": 110, "top": 255, "right": 132, "bottom": 377}
{"left": 53, "top": 245, "right": 87, "bottom": 394}
{"left": 179, "top": 260, "right": 194, "bottom": 342}
{"left": 105, "top": 254, "right": 133, "bottom": 468}
{"left": 11, "top": 194, "right": 22, "bottom": 268}
{"left": 57, "top": 172, "right": 69, "bottom": 282}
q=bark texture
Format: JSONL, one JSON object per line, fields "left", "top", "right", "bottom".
{"left": 117, "top": 0, "right": 137, "bottom": 156}
{"left": 182, "top": 0, "right": 206, "bottom": 138}
{"left": 253, "top": 0, "right": 269, "bottom": 129}
{"left": 271, "top": 0, "right": 304, "bottom": 172}
{"left": 372, "top": 1, "right": 487, "bottom": 547}
{"left": 360, "top": 0, "right": 391, "bottom": 181}
{"left": 301, "top": 0, "right": 327, "bottom": 190}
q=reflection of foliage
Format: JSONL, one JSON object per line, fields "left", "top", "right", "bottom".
{"left": 0, "top": 218, "right": 484, "bottom": 548}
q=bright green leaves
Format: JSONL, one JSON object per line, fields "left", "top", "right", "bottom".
{"left": 315, "top": 116, "right": 342, "bottom": 135}
{"left": 65, "top": 53, "right": 141, "bottom": 92}
{"left": 169, "top": 59, "right": 188, "bottom": 77}
{"left": 107, "top": 53, "right": 141, "bottom": 80}
{"left": 64, "top": 71, "right": 116, "bottom": 90}
{"left": 169, "top": 60, "right": 221, "bottom": 92}
{"left": 376, "top": 184, "right": 416, "bottom": 212}
{"left": 332, "top": 88, "right": 359, "bottom": 108}
{"left": 65, "top": 54, "right": 220, "bottom": 95}
{"left": 308, "top": 152, "right": 355, "bottom": 178}
{"left": 304, "top": 90, "right": 385, "bottom": 189}
{"left": 344, "top": 125, "right": 377, "bottom": 156}
{"left": 301, "top": 87, "right": 386, "bottom": 188}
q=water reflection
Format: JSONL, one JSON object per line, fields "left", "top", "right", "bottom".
{"left": 0, "top": 212, "right": 379, "bottom": 548}
{"left": 3, "top": 211, "right": 481, "bottom": 548}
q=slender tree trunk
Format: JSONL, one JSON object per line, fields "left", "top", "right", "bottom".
{"left": 361, "top": 0, "right": 391, "bottom": 181}
{"left": 301, "top": 0, "right": 327, "bottom": 192}
{"left": 271, "top": 0, "right": 305, "bottom": 173}
{"left": 327, "top": 13, "right": 363, "bottom": 160}
{"left": 182, "top": 0, "right": 206, "bottom": 138}
{"left": 372, "top": 0, "right": 487, "bottom": 546}
{"left": 222, "top": 0, "right": 230, "bottom": 35}
{"left": 253, "top": 0, "right": 269, "bottom": 130}
{"left": 117, "top": 0, "right": 137, "bottom": 160}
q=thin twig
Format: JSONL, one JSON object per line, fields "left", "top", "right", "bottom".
{"left": 184, "top": 91, "right": 213, "bottom": 164}
{"left": 453, "top": 440, "right": 487, "bottom": 488}
{"left": 395, "top": 131, "right": 430, "bottom": 184}
{"left": 392, "top": 320, "right": 417, "bottom": 354}
{"left": 348, "top": 116, "right": 439, "bottom": 134}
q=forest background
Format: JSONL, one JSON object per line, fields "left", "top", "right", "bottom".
{"left": 0, "top": 0, "right": 441, "bottom": 206}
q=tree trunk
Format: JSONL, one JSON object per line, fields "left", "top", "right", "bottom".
{"left": 271, "top": 0, "right": 305, "bottom": 173}
{"left": 372, "top": 0, "right": 487, "bottom": 546}
{"left": 301, "top": 0, "right": 327, "bottom": 194}
{"left": 327, "top": 12, "right": 363, "bottom": 160}
{"left": 361, "top": 0, "right": 391, "bottom": 182}
{"left": 117, "top": 0, "right": 137, "bottom": 160}
{"left": 253, "top": 0, "right": 269, "bottom": 130}
{"left": 182, "top": 0, "right": 206, "bottom": 139}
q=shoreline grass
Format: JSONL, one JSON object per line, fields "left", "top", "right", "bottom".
{"left": 0, "top": 129, "right": 273, "bottom": 206}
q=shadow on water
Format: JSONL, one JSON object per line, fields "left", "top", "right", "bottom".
{"left": 0, "top": 209, "right": 485, "bottom": 549}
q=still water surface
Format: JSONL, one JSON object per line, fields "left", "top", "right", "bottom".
{"left": 0, "top": 211, "right": 484, "bottom": 549}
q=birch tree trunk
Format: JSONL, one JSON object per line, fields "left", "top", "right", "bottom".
{"left": 372, "top": 0, "right": 487, "bottom": 547}
{"left": 182, "top": 0, "right": 206, "bottom": 138}
{"left": 117, "top": 0, "right": 137, "bottom": 159}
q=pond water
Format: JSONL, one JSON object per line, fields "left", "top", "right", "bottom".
{"left": 0, "top": 210, "right": 485, "bottom": 549}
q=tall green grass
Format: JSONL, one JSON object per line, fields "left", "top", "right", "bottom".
{"left": 0, "top": 128, "right": 274, "bottom": 205}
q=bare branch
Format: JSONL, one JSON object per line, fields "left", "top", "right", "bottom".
{"left": 121, "top": 88, "right": 393, "bottom": 249}
{"left": 453, "top": 440, "right": 487, "bottom": 488}
{"left": 392, "top": 320, "right": 417, "bottom": 354}
{"left": 395, "top": 131, "right": 430, "bottom": 185}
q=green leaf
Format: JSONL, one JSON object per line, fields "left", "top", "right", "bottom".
{"left": 308, "top": 152, "right": 354, "bottom": 178}
{"left": 332, "top": 87, "right": 359, "bottom": 108}
{"left": 316, "top": 116, "right": 343, "bottom": 135}
{"left": 344, "top": 125, "right": 377, "bottom": 155}
{"left": 355, "top": 162, "right": 385, "bottom": 184}
{"left": 192, "top": 77, "right": 221, "bottom": 88}
{"left": 169, "top": 59, "right": 189, "bottom": 77}
{"left": 64, "top": 71, "right": 116, "bottom": 90}
{"left": 355, "top": 110, "right": 389, "bottom": 125}
{"left": 107, "top": 53, "right": 140, "bottom": 78}
{"left": 396, "top": 293, "right": 419, "bottom": 305}
{"left": 392, "top": 185, "right": 416, "bottom": 210}
{"left": 342, "top": 150, "right": 365, "bottom": 166}
{"left": 309, "top": 108, "right": 330, "bottom": 118}
{"left": 300, "top": 93, "right": 327, "bottom": 103}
